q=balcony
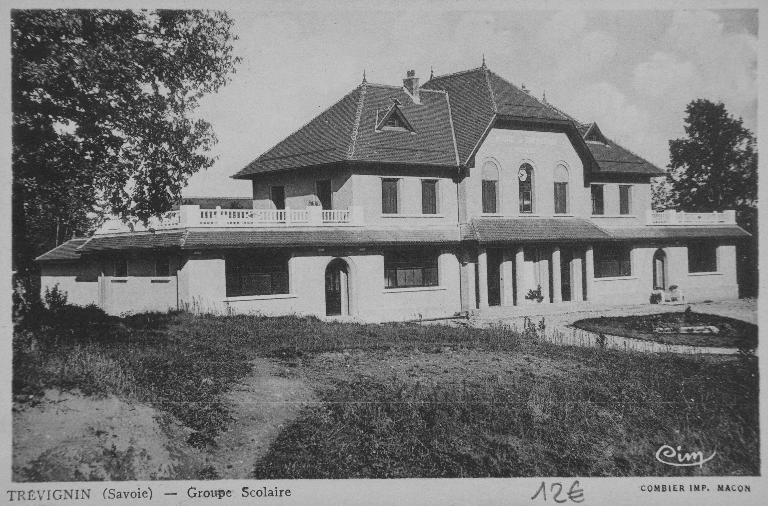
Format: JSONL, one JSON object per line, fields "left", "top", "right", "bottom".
{"left": 95, "top": 205, "right": 365, "bottom": 235}
{"left": 647, "top": 209, "right": 736, "bottom": 226}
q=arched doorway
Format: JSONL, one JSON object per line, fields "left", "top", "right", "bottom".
{"left": 652, "top": 249, "right": 667, "bottom": 290}
{"left": 325, "top": 259, "right": 349, "bottom": 316}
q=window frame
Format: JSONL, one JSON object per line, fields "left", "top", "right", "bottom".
{"left": 482, "top": 179, "right": 498, "bottom": 214}
{"left": 594, "top": 244, "right": 632, "bottom": 278}
{"left": 688, "top": 241, "right": 718, "bottom": 273}
{"left": 619, "top": 184, "right": 632, "bottom": 215}
{"left": 381, "top": 178, "right": 400, "bottom": 214}
{"left": 518, "top": 163, "right": 534, "bottom": 214}
{"left": 113, "top": 258, "right": 128, "bottom": 278}
{"left": 384, "top": 250, "right": 440, "bottom": 289}
{"left": 591, "top": 184, "right": 605, "bottom": 215}
{"left": 554, "top": 182, "right": 569, "bottom": 215}
{"left": 421, "top": 179, "right": 439, "bottom": 215}
{"left": 225, "top": 251, "right": 290, "bottom": 298}
{"left": 154, "top": 256, "right": 171, "bottom": 277}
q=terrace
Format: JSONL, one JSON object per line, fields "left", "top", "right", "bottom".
{"left": 95, "top": 204, "right": 365, "bottom": 235}
{"left": 646, "top": 209, "right": 737, "bottom": 226}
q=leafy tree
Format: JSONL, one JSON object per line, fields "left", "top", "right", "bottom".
{"left": 667, "top": 99, "right": 758, "bottom": 296}
{"left": 12, "top": 9, "right": 239, "bottom": 284}
{"left": 667, "top": 99, "right": 757, "bottom": 226}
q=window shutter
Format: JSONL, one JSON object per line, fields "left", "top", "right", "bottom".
{"left": 554, "top": 182, "right": 568, "bottom": 214}
{"left": 422, "top": 180, "right": 437, "bottom": 214}
{"left": 382, "top": 179, "right": 398, "bottom": 214}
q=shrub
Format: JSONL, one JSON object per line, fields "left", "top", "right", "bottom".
{"left": 44, "top": 284, "right": 68, "bottom": 310}
{"left": 649, "top": 292, "right": 662, "bottom": 304}
{"left": 525, "top": 285, "right": 545, "bottom": 303}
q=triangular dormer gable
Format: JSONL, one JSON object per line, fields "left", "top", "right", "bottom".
{"left": 375, "top": 102, "right": 415, "bottom": 133}
{"left": 583, "top": 122, "right": 609, "bottom": 145}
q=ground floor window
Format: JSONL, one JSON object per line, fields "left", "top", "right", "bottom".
{"left": 225, "top": 251, "right": 289, "bottom": 297}
{"left": 594, "top": 244, "right": 631, "bottom": 278}
{"left": 154, "top": 256, "right": 171, "bottom": 277}
{"left": 688, "top": 241, "right": 718, "bottom": 273}
{"left": 384, "top": 250, "right": 439, "bottom": 288}
{"left": 113, "top": 258, "right": 128, "bottom": 277}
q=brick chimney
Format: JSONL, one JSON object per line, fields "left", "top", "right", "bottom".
{"left": 403, "top": 69, "right": 420, "bottom": 104}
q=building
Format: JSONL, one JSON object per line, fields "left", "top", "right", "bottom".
{"left": 36, "top": 65, "right": 749, "bottom": 321}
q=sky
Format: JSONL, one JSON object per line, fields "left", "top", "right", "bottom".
{"left": 183, "top": 7, "right": 758, "bottom": 198}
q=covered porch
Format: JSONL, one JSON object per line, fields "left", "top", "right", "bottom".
{"left": 460, "top": 217, "right": 612, "bottom": 310}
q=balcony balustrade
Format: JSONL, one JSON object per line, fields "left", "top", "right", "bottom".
{"left": 96, "top": 205, "right": 364, "bottom": 235}
{"left": 647, "top": 209, "right": 736, "bottom": 226}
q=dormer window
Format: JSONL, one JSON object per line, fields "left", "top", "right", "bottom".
{"left": 583, "top": 122, "right": 609, "bottom": 145}
{"left": 376, "top": 103, "right": 415, "bottom": 133}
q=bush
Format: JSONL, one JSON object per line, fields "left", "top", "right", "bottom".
{"left": 44, "top": 284, "right": 68, "bottom": 310}
{"left": 525, "top": 285, "right": 545, "bottom": 303}
{"left": 649, "top": 292, "right": 662, "bottom": 304}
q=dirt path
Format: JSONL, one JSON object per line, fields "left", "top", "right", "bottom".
{"left": 204, "top": 357, "right": 316, "bottom": 479}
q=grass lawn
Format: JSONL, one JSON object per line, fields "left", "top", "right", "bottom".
{"left": 571, "top": 310, "right": 758, "bottom": 348}
{"left": 13, "top": 305, "right": 759, "bottom": 479}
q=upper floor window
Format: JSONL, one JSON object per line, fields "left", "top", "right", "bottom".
{"left": 688, "top": 241, "right": 718, "bottom": 273}
{"left": 591, "top": 184, "right": 604, "bottom": 215}
{"left": 518, "top": 163, "right": 534, "bottom": 214}
{"left": 481, "top": 161, "right": 499, "bottom": 214}
{"left": 382, "top": 178, "right": 399, "bottom": 214}
{"left": 384, "top": 250, "right": 439, "bottom": 289}
{"left": 553, "top": 164, "right": 569, "bottom": 214}
{"left": 594, "top": 245, "right": 632, "bottom": 278}
{"left": 421, "top": 179, "right": 438, "bottom": 214}
{"left": 270, "top": 186, "right": 286, "bottom": 210}
{"left": 619, "top": 185, "right": 632, "bottom": 215}
{"left": 226, "top": 251, "right": 289, "bottom": 297}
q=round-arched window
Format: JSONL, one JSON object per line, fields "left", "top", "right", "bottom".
{"left": 518, "top": 163, "right": 534, "bottom": 214}
{"left": 554, "top": 164, "right": 569, "bottom": 214}
{"left": 481, "top": 161, "right": 499, "bottom": 214}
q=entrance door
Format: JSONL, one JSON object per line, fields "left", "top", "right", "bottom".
{"left": 487, "top": 249, "right": 502, "bottom": 306}
{"left": 325, "top": 259, "right": 348, "bottom": 316}
{"left": 560, "top": 248, "right": 573, "bottom": 302}
{"left": 653, "top": 250, "right": 667, "bottom": 290}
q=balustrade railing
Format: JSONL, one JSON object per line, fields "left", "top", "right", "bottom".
{"left": 96, "top": 205, "right": 363, "bottom": 234}
{"left": 647, "top": 210, "right": 736, "bottom": 226}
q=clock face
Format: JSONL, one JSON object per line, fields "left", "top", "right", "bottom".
{"left": 518, "top": 169, "right": 528, "bottom": 181}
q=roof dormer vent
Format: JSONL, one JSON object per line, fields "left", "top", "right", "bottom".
{"left": 403, "top": 69, "right": 420, "bottom": 104}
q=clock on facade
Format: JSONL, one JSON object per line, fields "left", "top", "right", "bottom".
{"left": 518, "top": 168, "right": 528, "bottom": 181}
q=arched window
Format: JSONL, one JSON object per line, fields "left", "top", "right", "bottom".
{"left": 481, "top": 161, "right": 499, "bottom": 214}
{"left": 518, "top": 163, "right": 534, "bottom": 214}
{"left": 553, "top": 164, "right": 569, "bottom": 214}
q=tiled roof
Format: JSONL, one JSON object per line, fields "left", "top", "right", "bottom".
{"left": 76, "top": 231, "right": 187, "bottom": 253}
{"left": 603, "top": 226, "right": 750, "bottom": 240}
{"left": 34, "top": 238, "right": 88, "bottom": 262}
{"left": 233, "top": 65, "right": 661, "bottom": 178}
{"left": 464, "top": 218, "right": 612, "bottom": 244}
{"left": 233, "top": 83, "right": 458, "bottom": 177}
{"left": 577, "top": 123, "right": 663, "bottom": 176}
{"left": 182, "top": 228, "right": 461, "bottom": 248}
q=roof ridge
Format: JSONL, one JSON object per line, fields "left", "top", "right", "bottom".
{"left": 483, "top": 67, "right": 498, "bottom": 113}
{"left": 443, "top": 91, "right": 460, "bottom": 166}
{"left": 365, "top": 82, "right": 403, "bottom": 89}
{"left": 236, "top": 86, "right": 361, "bottom": 177}
{"left": 425, "top": 66, "right": 485, "bottom": 83}
{"left": 347, "top": 81, "right": 368, "bottom": 159}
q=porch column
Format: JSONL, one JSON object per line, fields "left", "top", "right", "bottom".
{"left": 501, "top": 250, "right": 514, "bottom": 306}
{"left": 571, "top": 253, "right": 583, "bottom": 302}
{"left": 584, "top": 245, "right": 594, "bottom": 302}
{"left": 552, "top": 247, "right": 562, "bottom": 303}
{"left": 462, "top": 257, "right": 477, "bottom": 311}
{"left": 477, "top": 248, "right": 489, "bottom": 309}
{"left": 515, "top": 246, "right": 525, "bottom": 305}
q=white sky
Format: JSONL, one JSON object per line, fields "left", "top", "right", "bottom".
{"left": 183, "top": 7, "right": 758, "bottom": 198}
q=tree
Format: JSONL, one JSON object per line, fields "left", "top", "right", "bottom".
{"left": 667, "top": 99, "right": 757, "bottom": 223}
{"left": 667, "top": 99, "right": 758, "bottom": 296}
{"left": 12, "top": 9, "right": 239, "bottom": 284}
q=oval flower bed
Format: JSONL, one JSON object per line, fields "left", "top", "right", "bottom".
{"left": 572, "top": 310, "right": 757, "bottom": 348}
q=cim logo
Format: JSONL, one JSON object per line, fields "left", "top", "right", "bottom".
{"left": 655, "top": 445, "right": 716, "bottom": 468}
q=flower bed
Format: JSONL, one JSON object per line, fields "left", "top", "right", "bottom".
{"left": 572, "top": 310, "right": 757, "bottom": 348}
